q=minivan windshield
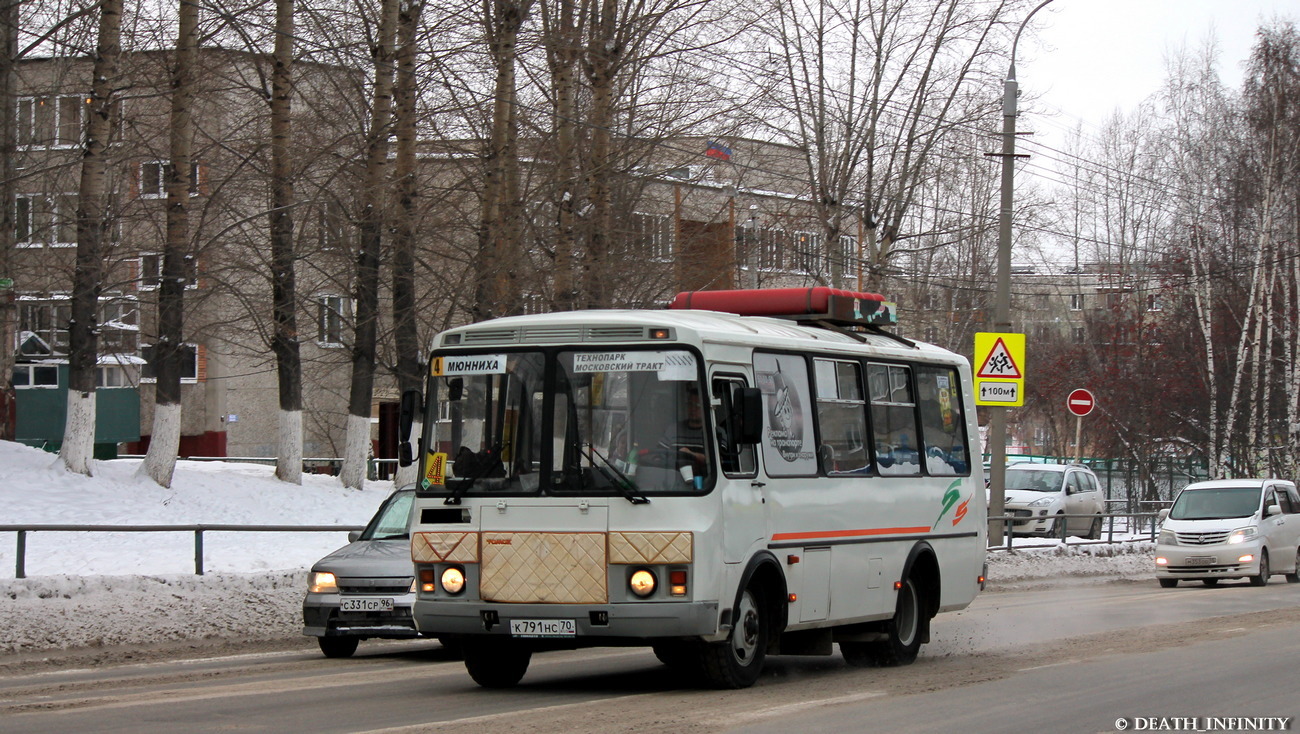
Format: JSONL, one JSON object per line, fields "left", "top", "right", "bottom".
{"left": 360, "top": 491, "right": 414, "bottom": 540}
{"left": 1005, "top": 469, "right": 1064, "bottom": 493}
{"left": 1169, "top": 486, "right": 1261, "bottom": 520}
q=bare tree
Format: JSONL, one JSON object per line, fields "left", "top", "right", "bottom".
{"left": 0, "top": 0, "right": 18, "bottom": 441}
{"left": 340, "top": 0, "right": 398, "bottom": 489}
{"left": 268, "top": 0, "right": 302, "bottom": 483}
{"left": 60, "top": 0, "right": 122, "bottom": 475}
{"left": 138, "top": 0, "right": 197, "bottom": 487}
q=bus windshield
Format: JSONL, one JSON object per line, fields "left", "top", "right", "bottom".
{"left": 425, "top": 349, "right": 710, "bottom": 497}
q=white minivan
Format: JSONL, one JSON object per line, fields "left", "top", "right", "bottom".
{"left": 1155, "top": 479, "right": 1300, "bottom": 588}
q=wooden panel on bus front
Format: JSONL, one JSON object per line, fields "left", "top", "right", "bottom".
{"left": 480, "top": 532, "right": 608, "bottom": 604}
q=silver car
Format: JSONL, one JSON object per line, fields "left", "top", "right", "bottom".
{"left": 303, "top": 488, "right": 424, "bottom": 657}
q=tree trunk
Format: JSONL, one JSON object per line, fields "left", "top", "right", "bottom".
{"left": 0, "top": 0, "right": 18, "bottom": 441}
{"left": 582, "top": 0, "right": 617, "bottom": 308}
{"left": 270, "top": 0, "right": 303, "bottom": 484}
{"left": 392, "top": 0, "right": 424, "bottom": 487}
{"left": 543, "top": 0, "right": 580, "bottom": 312}
{"left": 341, "top": 0, "right": 399, "bottom": 490}
{"left": 140, "top": 0, "right": 197, "bottom": 488}
{"left": 61, "top": 0, "right": 122, "bottom": 476}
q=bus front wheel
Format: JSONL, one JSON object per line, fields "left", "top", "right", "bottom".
{"left": 699, "top": 585, "right": 768, "bottom": 689}
{"left": 464, "top": 639, "right": 531, "bottom": 688}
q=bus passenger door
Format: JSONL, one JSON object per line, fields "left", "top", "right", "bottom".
{"left": 712, "top": 372, "right": 766, "bottom": 564}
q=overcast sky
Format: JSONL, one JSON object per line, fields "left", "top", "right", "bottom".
{"left": 1019, "top": 0, "right": 1296, "bottom": 147}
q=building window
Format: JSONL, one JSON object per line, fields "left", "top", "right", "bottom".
{"left": 140, "top": 343, "right": 198, "bottom": 383}
{"left": 318, "top": 200, "right": 348, "bottom": 250}
{"left": 12, "top": 364, "right": 59, "bottom": 388}
{"left": 18, "top": 300, "right": 71, "bottom": 356}
{"left": 140, "top": 160, "right": 202, "bottom": 198}
{"left": 792, "top": 231, "right": 822, "bottom": 275}
{"left": 1069, "top": 294, "right": 1083, "bottom": 311}
{"left": 1147, "top": 294, "right": 1162, "bottom": 312}
{"left": 1072, "top": 327, "right": 1085, "bottom": 343}
{"left": 100, "top": 300, "right": 139, "bottom": 354}
{"left": 138, "top": 253, "right": 197, "bottom": 290}
{"left": 630, "top": 212, "right": 673, "bottom": 261}
{"left": 17, "top": 95, "right": 84, "bottom": 148}
{"left": 757, "top": 228, "right": 785, "bottom": 271}
{"left": 15, "top": 194, "right": 77, "bottom": 247}
{"left": 96, "top": 365, "right": 129, "bottom": 388}
{"left": 318, "top": 295, "right": 350, "bottom": 346}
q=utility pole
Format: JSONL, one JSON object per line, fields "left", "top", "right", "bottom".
{"left": 987, "top": 0, "right": 1054, "bottom": 546}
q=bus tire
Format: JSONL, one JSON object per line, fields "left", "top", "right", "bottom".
{"left": 652, "top": 641, "right": 698, "bottom": 671}
{"left": 841, "top": 575, "right": 923, "bottom": 667}
{"left": 318, "top": 636, "right": 359, "bottom": 658}
{"left": 698, "top": 584, "right": 767, "bottom": 689}
{"left": 464, "top": 639, "right": 531, "bottom": 688}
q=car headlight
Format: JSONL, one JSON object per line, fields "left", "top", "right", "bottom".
{"left": 309, "top": 571, "right": 338, "bottom": 593}
{"left": 1028, "top": 497, "right": 1055, "bottom": 507}
{"left": 1228, "top": 527, "right": 1257, "bottom": 544}
{"left": 629, "top": 569, "right": 657, "bottom": 597}
{"left": 1158, "top": 530, "right": 1177, "bottom": 546}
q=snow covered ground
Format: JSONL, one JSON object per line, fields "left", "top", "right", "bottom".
{"left": 0, "top": 440, "right": 1155, "bottom": 657}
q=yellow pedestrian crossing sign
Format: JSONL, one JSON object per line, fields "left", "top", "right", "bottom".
{"left": 974, "top": 332, "right": 1025, "bottom": 406}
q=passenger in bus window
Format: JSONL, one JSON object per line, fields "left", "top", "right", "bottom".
{"left": 659, "top": 385, "right": 708, "bottom": 468}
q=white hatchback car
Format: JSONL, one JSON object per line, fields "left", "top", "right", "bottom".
{"left": 999, "top": 463, "right": 1105, "bottom": 539}
{"left": 1155, "top": 479, "right": 1300, "bottom": 588}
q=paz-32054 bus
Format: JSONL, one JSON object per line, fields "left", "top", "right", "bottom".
{"left": 398, "top": 287, "right": 985, "bottom": 689}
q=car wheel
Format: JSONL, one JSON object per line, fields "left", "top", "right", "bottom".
{"left": 318, "top": 636, "right": 359, "bottom": 658}
{"left": 1201, "top": 579, "right": 1219, "bottom": 587}
{"left": 841, "top": 576, "right": 923, "bottom": 668}
{"left": 1054, "top": 513, "right": 1068, "bottom": 540}
{"left": 1286, "top": 548, "right": 1300, "bottom": 583}
{"left": 1087, "top": 515, "right": 1103, "bottom": 540}
{"left": 1158, "top": 578, "right": 1178, "bottom": 588}
{"left": 698, "top": 584, "right": 768, "bottom": 689}
{"left": 1250, "top": 549, "right": 1270, "bottom": 587}
{"left": 464, "top": 638, "right": 531, "bottom": 688}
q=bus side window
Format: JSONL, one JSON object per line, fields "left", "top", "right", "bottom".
{"left": 868, "top": 363, "right": 920, "bottom": 476}
{"left": 916, "top": 366, "right": 969, "bottom": 476}
{"left": 712, "top": 376, "right": 756, "bottom": 476}
{"left": 813, "top": 359, "right": 869, "bottom": 475}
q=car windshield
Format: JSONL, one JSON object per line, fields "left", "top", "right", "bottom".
{"left": 423, "top": 348, "right": 710, "bottom": 497}
{"left": 1169, "top": 486, "right": 1261, "bottom": 520}
{"left": 360, "top": 491, "right": 414, "bottom": 540}
{"left": 1005, "top": 469, "right": 1064, "bottom": 492}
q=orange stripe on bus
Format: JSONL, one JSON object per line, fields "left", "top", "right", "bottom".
{"left": 771, "top": 526, "right": 932, "bottom": 541}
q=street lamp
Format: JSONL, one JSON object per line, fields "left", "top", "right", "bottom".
{"left": 987, "top": 0, "right": 1054, "bottom": 546}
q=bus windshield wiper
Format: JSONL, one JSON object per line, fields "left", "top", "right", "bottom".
{"left": 444, "top": 444, "right": 502, "bottom": 505}
{"left": 582, "top": 443, "right": 649, "bottom": 505}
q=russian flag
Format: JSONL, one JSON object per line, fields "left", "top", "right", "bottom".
{"left": 705, "top": 141, "right": 732, "bottom": 161}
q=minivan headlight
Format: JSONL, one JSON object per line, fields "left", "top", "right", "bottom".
{"left": 309, "top": 571, "right": 338, "bottom": 593}
{"left": 1158, "top": 530, "right": 1177, "bottom": 546}
{"left": 1028, "top": 497, "right": 1055, "bottom": 507}
{"left": 1228, "top": 527, "right": 1258, "bottom": 544}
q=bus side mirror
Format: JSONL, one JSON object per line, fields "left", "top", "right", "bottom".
{"left": 732, "top": 387, "right": 763, "bottom": 445}
{"left": 398, "top": 389, "right": 422, "bottom": 467}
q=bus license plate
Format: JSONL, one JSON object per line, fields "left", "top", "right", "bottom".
{"left": 340, "top": 597, "right": 394, "bottom": 613}
{"left": 509, "top": 619, "right": 577, "bottom": 638}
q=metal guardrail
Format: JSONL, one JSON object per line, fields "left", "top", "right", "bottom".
{"left": 0, "top": 524, "right": 365, "bottom": 579}
{"left": 988, "top": 511, "right": 1162, "bottom": 550}
{"left": 116, "top": 456, "right": 402, "bottom": 478}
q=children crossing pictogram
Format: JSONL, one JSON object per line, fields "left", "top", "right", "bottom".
{"left": 976, "top": 337, "right": 1022, "bottom": 379}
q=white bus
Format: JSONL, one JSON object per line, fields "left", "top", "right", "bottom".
{"left": 401, "top": 287, "right": 985, "bottom": 689}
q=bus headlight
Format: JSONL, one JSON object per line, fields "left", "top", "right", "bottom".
{"left": 629, "top": 569, "right": 656, "bottom": 597}
{"left": 441, "top": 566, "right": 466, "bottom": 595}
{"left": 308, "top": 571, "right": 337, "bottom": 593}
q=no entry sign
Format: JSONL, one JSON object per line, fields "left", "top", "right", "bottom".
{"left": 1067, "top": 388, "right": 1095, "bottom": 417}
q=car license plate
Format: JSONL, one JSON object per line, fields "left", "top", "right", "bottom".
{"left": 1184, "top": 556, "right": 1216, "bottom": 565}
{"left": 509, "top": 619, "right": 577, "bottom": 638}
{"left": 340, "top": 597, "right": 394, "bottom": 613}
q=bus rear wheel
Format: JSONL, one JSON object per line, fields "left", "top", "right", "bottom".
{"left": 698, "top": 585, "right": 767, "bottom": 689}
{"left": 840, "top": 576, "right": 922, "bottom": 667}
{"left": 464, "top": 639, "right": 531, "bottom": 688}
